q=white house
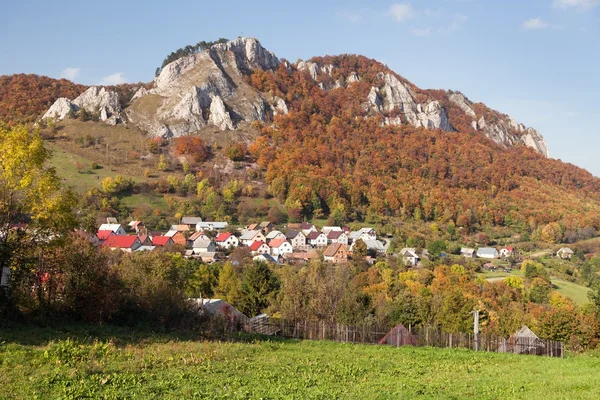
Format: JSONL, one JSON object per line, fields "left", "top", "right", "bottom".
{"left": 348, "top": 228, "right": 377, "bottom": 243}
{"left": 327, "top": 230, "right": 349, "bottom": 245}
{"left": 322, "top": 226, "right": 342, "bottom": 235}
{"left": 249, "top": 241, "right": 270, "bottom": 255}
{"left": 193, "top": 238, "right": 216, "bottom": 253}
{"left": 461, "top": 248, "right": 476, "bottom": 258}
{"left": 557, "top": 247, "right": 574, "bottom": 260}
{"left": 240, "top": 230, "right": 266, "bottom": 246}
{"left": 98, "top": 223, "right": 126, "bottom": 235}
{"left": 400, "top": 248, "right": 420, "bottom": 267}
{"left": 188, "top": 231, "right": 211, "bottom": 248}
{"left": 285, "top": 230, "right": 306, "bottom": 249}
{"left": 269, "top": 239, "right": 294, "bottom": 256}
{"left": 215, "top": 233, "right": 239, "bottom": 249}
{"left": 306, "top": 231, "right": 328, "bottom": 247}
{"left": 477, "top": 247, "right": 499, "bottom": 259}
{"left": 196, "top": 221, "right": 228, "bottom": 231}
{"left": 265, "top": 230, "right": 286, "bottom": 243}
{"left": 499, "top": 246, "right": 515, "bottom": 258}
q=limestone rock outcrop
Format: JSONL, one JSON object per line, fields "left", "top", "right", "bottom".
{"left": 42, "top": 86, "right": 123, "bottom": 124}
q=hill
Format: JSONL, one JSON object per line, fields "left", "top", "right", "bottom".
{"left": 6, "top": 38, "right": 600, "bottom": 233}
{"left": 1, "top": 325, "right": 599, "bottom": 399}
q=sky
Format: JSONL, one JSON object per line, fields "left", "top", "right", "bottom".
{"left": 2, "top": 0, "right": 599, "bottom": 174}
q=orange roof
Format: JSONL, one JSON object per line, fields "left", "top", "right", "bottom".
{"left": 269, "top": 238, "right": 288, "bottom": 248}
{"left": 215, "top": 232, "right": 232, "bottom": 242}
{"left": 250, "top": 241, "right": 267, "bottom": 250}
{"left": 103, "top": 235, "right": 139, "bottom": 248}
{"left": 97, "top": 230, "right": 114, "bottom": 240}
{"left": 152, "top": 236, "right": 172, "bottom": 246}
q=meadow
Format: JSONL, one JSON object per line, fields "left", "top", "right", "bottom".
{"left": 1, "top": 325, "right": 599, "bottom": 399}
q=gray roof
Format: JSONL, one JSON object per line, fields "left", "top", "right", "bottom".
{"left": 477, "top": 247, "right": 498, "bottom": 256}
{"left": 240, "top": 230, "right": 261, "bottom": 240}
{"left": 181, "top": 216, "right": 203, "bottom": 225}
{"left": 363, "top": 240, "right": 386, "bottom": 252}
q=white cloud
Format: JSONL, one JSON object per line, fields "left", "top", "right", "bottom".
{"left": 389, "top": 3, "right": 415, "bottom": 23}
{"left": 522, "top": 17, "right": 562, "bottom": 30}
{"left": 99, "top": 72, "right": 127, "bottom": 85}
{"left": 447, "top": 13, "right": 468, "bottom": 32}
{"left": 553, "top": 0, "right": 599, "bottom": 10}
{"left": 411, "top": 27, "right": 432, "bottom": 37}
{"left": 336, "top": 10, "right": 362, "bottom": 23}
{"left": 60, "top": 67, "right": 80, "bottom": 81}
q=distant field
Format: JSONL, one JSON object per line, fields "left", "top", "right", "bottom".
{"left": 1, "top": 325, "right": 600, "bottom": 399}
{"left": 552, "top": 279, "right": 592, "bottom": 306}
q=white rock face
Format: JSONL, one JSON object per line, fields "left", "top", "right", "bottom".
{"left": 449, "top": 92, "right": 476, "bottom": 118}
{"left": 272, "top": 96, "right": 288, "bottom": 115}
{"left": 297, "top": 61, "right": 334, "bottom": 80}
{"left": 347, "top": 71, "right": 360, "bottom": 83}
{"left": 131, "top": 87, "right": 149, "bottom": 101}
{"left": 416, "top": 101, "right": 452, "bottom": 131}
{"left": 42, "top": 98, "right": 76, "bottom": 120}
{"left": 365, "top": 87, "right": 383, "bottom": 113}
{"left": 42, "top": 86, "right": 123, "bottom": 123}
{"left": 208, "top": 95, "right": 235, "bottom": 130}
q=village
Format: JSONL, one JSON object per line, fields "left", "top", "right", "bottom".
{"left": 76, "top": 216, "right": 577, "bottom": 268}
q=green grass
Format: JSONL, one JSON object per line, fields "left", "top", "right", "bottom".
{"left": 1, "top": 325, "right": 600, "bottom": 399}
{"left": 119, "top": 192, "right": 168, "bottom": 210}
{"left": 552, "top": 279, "right": 591, "bottom": 306}
{"left": 47, "top": 142, "right": 143, "bottom": 193}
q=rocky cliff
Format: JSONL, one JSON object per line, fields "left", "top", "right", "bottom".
{"left": 42, "top": 37, "right": 549, "bottom": 157}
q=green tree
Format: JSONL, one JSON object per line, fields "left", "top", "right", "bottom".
{"left": 214, "top": 262, "right": 241, "bottom": 305}
{"left": 238, "top": 262, "right": 280, "bottom": 316}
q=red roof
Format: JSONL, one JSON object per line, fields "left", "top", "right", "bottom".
{"left": 505, "top": 246, "right": 514, "bottom": 251}
{"left": 269, "top": 238, "right": 288, "bottom": 248}
{"left": 152, "top": 236, "right": 172, "bottom": 246}
{"left": 104, "top": 235, "right": 139, "bottom": 248}
{"left": 250, "top": 241, "right": 267, "bottom": 251}
{"left": 327, "top": 231, "right": 344, "bottom": 239}
{"left": 97, "top": 230, "right": 114, "bottom": 240}
{"left": 215, "top": 232, "right": 232, "bottom": 242}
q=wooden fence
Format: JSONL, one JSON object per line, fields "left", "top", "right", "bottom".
{"left": 246, "top": 318, "right": 563, "bottom": 358}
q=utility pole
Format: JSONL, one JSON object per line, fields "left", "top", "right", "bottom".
{"left": 472, "top": 310, "right": 480, "bottom": 351}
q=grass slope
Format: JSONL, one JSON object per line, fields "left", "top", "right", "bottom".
{"left": 553, "top": 279, "right": 592, "bottom": 307}
{"left": 1, "top": 325, "right": 599, "bottom": 399}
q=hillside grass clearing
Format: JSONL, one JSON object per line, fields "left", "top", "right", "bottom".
{"left": 1, "top": 325, "right": 599, "bottom": 399}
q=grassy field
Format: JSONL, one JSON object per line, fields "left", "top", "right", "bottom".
{"left": 553, "top": 279, "right": 592, "bottom": 306}
{"left": 1, "top": 325, "right": 600, "bottom": 399}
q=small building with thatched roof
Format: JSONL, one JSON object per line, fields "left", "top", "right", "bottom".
{"left": 379, "top": 323, "right": 419, "bottom": 347}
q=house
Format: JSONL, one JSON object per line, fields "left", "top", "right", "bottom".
{"left": 96, "top": 230, "right": 115, "bottom": 244}
{"left": 259, "top": 221, "right": 273, "bottom": 233}
{"left": 323, "top": 243, "right": 348, "bottom": 263}
{"left": 348, "top": 228, "right": 377, "bottom": 243}
{"left": 165, "top": 230, "right": 187, "bottom": 246}
{"left": 461, "top": 248, "right": 476, "bottom": 258}
{"left": 196, "top": 221, "right": 228, "bottom": 231}
{"left": 269, "top": 238, "right": 294, "bottom": 256}
{"left": 137, "top": 234, "right": 152, "bottom": 246}
{"left": 193, "top": 238, "right": 216, "bottom": 253}
{"left": 499, "top": 246, "right": 515, "bottom": 258}
{"left": 249, "top": 241, "right": 270, "bottom": 255}
{"left": 400, "top": 248, "right": 420, "bottom": 267}
{"left": 169, "top": 224, "right": 190, "bottom": 233}
{"left": 253, "top": 254, "right": 279, "bottom": 264}
{"left": 477, "top": 247, "right": 499, "bottom": 259}
{"left": 379, "top": 323, "right": 418, "bottom": 347}
{"left": 188, "top": 231, "right": 210, "bottom": 248}
{"left": 306, "top": 231, "right": 328, "bottom": 247}
{"left": 98, "top": 223, "right": 126, "bottom": 235}
{"left": 265, "top": 230, "right": 286, "bottom": 243}
{"left": 1, "top": 267, "right": 11, "bottom": 287}
{"left": 327, "top": 230, "right": 348, "bottom": 245}
{"left": 361, "top": 239, "right": 386, "bottom": 255}
{"left": 557, "top": 247, "right": 574, "bottom": 260}
{"left": 135, "top": 245, "right": 156, "bottom": 252}
{"left": 103, "top": 235, "right": 142, "bottom": 252}
{"left": 106, "top": 217, "right": 119, "bottom": 224}
{"left": 322, "top": 226, "right": 342, "bottom": 235}
{"left": 181, "top": 216, "right": 203, "bottom": 229}
{"left": 74, "top": 229, "right": 100, "bottom": 246}
{"left": 283, "top": 250, "right": 319, "bottom": 264}
{"left": 127, "top": 220, "right": 145, "bottom": 233}
{"left": 285, "top": 230, "right": 306, "bottom": 249}
{"left": 151, "top": 236, "right": 175, "bottom": 247}
{"left": 240, "top": 230, "right": 266, "bottom": 246}
{"left": 196, "top": 252, "right": 218, "bottom": 263}
{"left": 215, "top": 232, "right": 239, "bottom": 249}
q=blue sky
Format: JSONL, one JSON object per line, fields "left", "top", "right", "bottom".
{"left": 2, "top": 0, "right": 599, "bottom": 175}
